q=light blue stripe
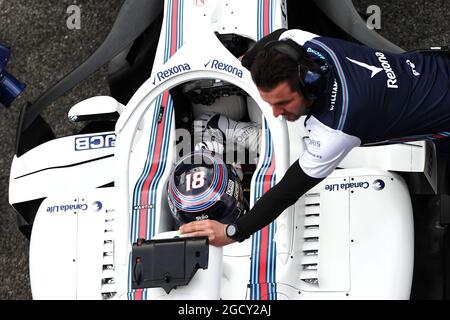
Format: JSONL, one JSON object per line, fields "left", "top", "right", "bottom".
{"left": 163, "top": 0, "right": 173, "bottom": 62}
{"left": 129, "top": 0, "right": 182, "bottom": 298}
{"left": 131, "top": 94, "right": 164, "bottom": 243}
{"left": 252, "top": 0, "right": 279, "bottom": 301}
{"left": 147, "top": 97, "right": 174, "bottom": 238}
{"left": 310, "top": 39, "right": 349, "bottom": 131}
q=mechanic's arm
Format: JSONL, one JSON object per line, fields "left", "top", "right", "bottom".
{"left": 179, "top": 160, "right": 323, "bottom": 246}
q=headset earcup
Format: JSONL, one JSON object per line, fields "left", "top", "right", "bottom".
{"left": 265, "top": 39, "right": 330, "bottom": 100}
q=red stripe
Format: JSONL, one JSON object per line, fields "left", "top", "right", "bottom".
{"left": 171, "top": 0, "right": 178, "bottom": 57}
{"left": 261, "top": 284, "right": 269, "bottom": 300}
{"left": 258, "top": 0, "right": 273, "bottom": 300}
{"left": 259, "top": 225, "right": 269, "bottom": 300}
{"left": 263, "top": 0, "right": 269, "bottom": 36}
{"left": 138, "top": 92, "right": 170, "bottom": 239}
{"left": 135, "top": 289, "right": 143, "bottom": 300}
{"left": 263, "top": 159, "right": 276, "bottom": 193}
{"left": 138, "top": 0, "right": 178, "bottom": 240}
{"left": 132, "top": 0, "right": 178, "bottom": 301}
{"left": 259, "top": 156, "right": 276, "bottom": 300}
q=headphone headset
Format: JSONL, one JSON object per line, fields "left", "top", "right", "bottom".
{"left": 264, "top": 39, "right": 331, "bottom": 101}
{"left": 0, "top": 43, "right": 26, "bottom": 108}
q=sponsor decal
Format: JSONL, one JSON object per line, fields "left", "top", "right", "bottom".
{"left": 325, "top": 181, "right": 370, "bottom": 192}
{"left": 307, "top": 47, "right": 326, "bottom": 60}
{"left": 195, "top": 214, "right": 209, "bottom": 221}
{"left": 168, "top": 198, "right": 175, "bottom": 214}
{"left": 234, "top": 181, "right": 240, "bottom": 201}
{"left": 226, "top": 179, "right": 235, "bottom": 197}
{"left": 307, "top": 150, "right": 322, "bottom": 160}
{"left": 330, "top": 79, "right": 338, "bottom": 111}
{"left": 281, "top": 1, "right": 287, "bottom": 22}
{"left": 153, "top": 63, "right": 191, "bottom": 85}
{"left": 157, "top": 106, "right": 165, "bottom": 124}
{"left": 75, "top": 134, "right": 116, "bottom": 151}
{"left": 406, "top": 59, "right": 420, "bottom": 76}
{"left": 306, "top": 138, "right": 321, "bottom": 148}
{"left": 92, "top": 201, "right": 103, "bottom": 212}
{"left": 204, "top": 59, "right": 243, "bottom": 78}
{"left": 193, "top": 0, "right": 207, "bottom": 6}
{"left": 47, "top": 202, "right": 89, "bottom": 213}
{"left": 133, "top": 204, "right": 154, "bottom": 210}
{"left": 234, "top": 125, "right": 258, "bottom": 144}
{"left": 372, "top": 179, "right": 385, "bottom": 191}
{"left": 375, "top": 52, "right": 398, "bottom": 88}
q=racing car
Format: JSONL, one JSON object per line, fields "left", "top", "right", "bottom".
{"left": 8, "top": 0, "right": 450, "bottom": 300}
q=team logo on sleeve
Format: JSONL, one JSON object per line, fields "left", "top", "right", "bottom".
{"left": 346, "top": 53, "right": 399, "bottom": 89}
{"left": 330, "top": 79, "right": 338, "bottom": 111}
{"left": 346, "top": 57, "right": 383, "bottom": 78}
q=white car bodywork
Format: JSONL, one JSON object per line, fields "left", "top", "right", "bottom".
{"left": 9, "top": 0, "right": 437, "bottom": 300}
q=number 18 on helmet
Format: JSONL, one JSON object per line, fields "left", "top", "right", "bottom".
{"left": 167, "top": 151, "right": 245, "bottom": 225}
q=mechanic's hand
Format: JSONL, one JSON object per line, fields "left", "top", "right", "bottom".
{"left": 179, "top": 219, "right": 236, "bottom": 247}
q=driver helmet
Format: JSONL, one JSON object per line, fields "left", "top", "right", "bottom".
{"left": 167, "top": 150, "right": 245, "bottom": 225}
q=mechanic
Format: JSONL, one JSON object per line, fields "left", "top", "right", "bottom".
{"left": 179, "top": 28, "right": 450, "bottom": 246}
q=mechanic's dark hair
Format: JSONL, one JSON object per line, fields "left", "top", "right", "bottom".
{"left": 250, "top": 45, "right": 315, "bottom": 94}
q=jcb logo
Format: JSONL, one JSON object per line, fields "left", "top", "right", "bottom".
{"left": 75, "top": 134, "right": 116, "bottom": 151}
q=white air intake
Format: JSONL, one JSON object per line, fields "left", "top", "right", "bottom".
{"left": 300, "top": 193, "right": 320, "bottom": 285}
{"left": 101, "top": 210, "right": 117, "bottom": 300}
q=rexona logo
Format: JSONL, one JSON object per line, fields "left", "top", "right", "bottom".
{"left": 204, "top": 59, "right": 243, "bottom": 78}
{"left": 153, "top": 63, "right": 191, "bottom": 84}
{"left": 75, "top": 134, "right": 116, "bottom": 151}
{"left": 375, "top": 52, "right": 398, "bottom": 89}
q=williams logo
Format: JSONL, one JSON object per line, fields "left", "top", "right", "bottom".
{"left": 330, "top": 79, "right": 338, "bottom": 111}
{"left": 372, "top": 179, "right": 385, "bottom": 191}
{"left": 204, "top": 59, "right": 243, "bottom": 78}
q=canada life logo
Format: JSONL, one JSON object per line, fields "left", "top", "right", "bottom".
{"left": 372, "top": 179, "right": 385, "bottom": 191}
{"left": 92, "top": 201, "right": 103, "bottom": 212}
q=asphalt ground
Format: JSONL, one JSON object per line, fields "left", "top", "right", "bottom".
{"left": 0, "top": 0, "right": 448, "bottom": 300}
